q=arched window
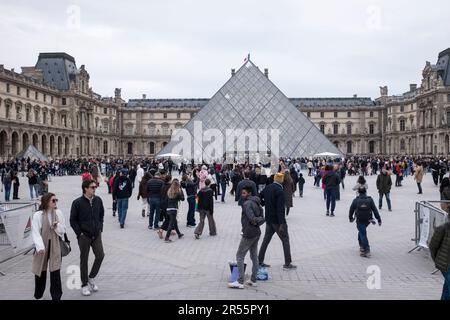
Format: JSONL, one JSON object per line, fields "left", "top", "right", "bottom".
{"left": 399, "top": 119, "right": 406, "bottom": 131}
{"left": 346, "top": 123, "right": 352, "bottom": 135}
{"left": 400, "top": 139, "right": 405, "bottom": 151}
{"left": 347, "top": 141, "right": 352, "bottom": 154}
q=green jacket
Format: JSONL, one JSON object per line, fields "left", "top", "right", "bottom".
{"left": 376, "top": 173, "right": 392, "bottom": 194}
{"left": 429, "top": 222, "right": 450, "bottom": 273}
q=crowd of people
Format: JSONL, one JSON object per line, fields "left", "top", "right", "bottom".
{"left": 1, "top": 154, "right": 450, "bottom": 300}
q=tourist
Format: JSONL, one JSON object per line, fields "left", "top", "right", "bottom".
{"left": 181, "top": 174, "right": 197, "bottom": 227}
{"left": 283, "top": 170, "right": 294, "bottom": 216}
{"left": 1, "top": 166, "right": 13, "bottom": 202}
{"left": 414, "top": 161, "right": 424, "bottom": 194}
{"left": 157, "top": 175, "right": 172, "bottom": 239}
{"left": 136, "top": 164, "right": 145, "bottom": 187}
{"left": 428, "top": 219, "right": 450, "bottom": 300}
{"left": 348, "top": 187, "right": 382, "bottom": 258}
{"left": 219, "top": 168, "right": 230, "bottom": 203}
{"left": 27, "top": 169, "right": 39, "bottom": 200}
{"left": 147, "top": 171, "right": 164, "bottom": 230}
{"left": 322, "top": 165, "right": 341, "bottom": 216}
{"left": 199, "top": 165, "right": 209, "bottom": 189}
{"left": 164, "top": 179, "right": 185, "bottom": 243}
{"left": 208, "top": 168, "right": 218, "bottom": 201}
{"left": 113, "top": 168, "right": 132, "bottom": 229}
{"left": 258, "top": 172, "right": 296, "bottom": 270}
{"left": 129, "top": 165, "right": 137, "bottom": 189}
{"left": 70, "top": 180, "right": 105, "bottom": 296}
{"left": 307, "top": 160, "right": 313, "bottom": 176}
{"left": 12, "top": 171, "right": 20, "bottom": 200}
{"left": 110, "top": 171, "right": 120, "bottom": 217}
{"left": 194, "top": 179, "right": 216, "bottom": 239}
{"left": 31, "top": 192, "right": 66, "bottom": 300}
{"left": 235, "top": 170, "right": 258, "bottom": 206}
{"left": 340, "top": 164, "right": 346, "bottom": 189}
{"left": 137, "top": 172, "right": 151, "bottom": 217}
{"left": 376, "top": 168, "right": 393, "bottom": 211}
{"left": 298, "top": 173, "right": 305, "bottom": 197}
{"left": 440, "top": 178, "right": 450, "bottom": 214}
{"left": 228, "top": 186, "right": 264, "bottom": 289}
{"left": 352, "top": 176, "right": 368, "bottom": 195}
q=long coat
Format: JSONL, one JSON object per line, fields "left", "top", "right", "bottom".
{"left": 283, "top": 181, "right": 293, "bottom": 208}
{"left": 414, "top": 165, "right": 424, "bottom": 183}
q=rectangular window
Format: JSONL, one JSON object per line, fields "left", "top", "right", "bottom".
{"left": 43, "top": 112, "right": 47, "bottom": 124}
{"left": 104, "top": 108, "right": 108, "bottom": 114}
{"left": 26, "top": 89, "right": 30, "bottom": 98}
{"left": 320, "top": 124, "right": 325, "bottom": 133}
{"left": 6, "top": 83, "right": 10, "bottom": 93}
{"left": 369, "top": 111, "right": 373, "bottom": 118}
{"left": 369, "top": 123, "right": 374, "bottom": 134}
{"left": 400, "top": 119, "right": 406, "bottom": 131}
{"left": 177, "top": 112, "right": 181, "bottom": 119}
{"left": 62, "top": 98, "right": 66, "bottom": 105}
{"left": 447, "top": 94, "right": 450, "bottom": 103}
{"left": 163, "top": 113, "right": 167, "bottom": 119}
{"left": 17, "top": 86, "right": 20, "bottom": 95}
{"left": 320, "top": 112, "right": 324, "bottom": 118}
{"left": 51, "top": 96, "right": 54, "bottom": 104}
{"left": 347, "top": 112, "right": 351, "bottom": 118}
{"left": 35, "top": 91, "right": 38, "bottom": 100}
{"left": 347, "top": 124, "right": 352, "bottom": 134}
{"left": 400, "top": 105, "right": 404, "bottom": 112}
{"left": 43, "top": 94, "right": 46, "bottom": 103}
{"left": 447, "top": 111, "right": 450, "bottom": 127}
{"left": 333, "top": 124, "right": 338, "bottom": 134}
{"left": 334, "top": 112, "right": 338, "bottom": 118}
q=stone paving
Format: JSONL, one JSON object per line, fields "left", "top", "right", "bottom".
{"left": 0, "top": 170, "right": 445, "bottom": 300}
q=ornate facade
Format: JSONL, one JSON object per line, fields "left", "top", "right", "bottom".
{"left": 1, "top": 49, "right": 449, "bottom": 160}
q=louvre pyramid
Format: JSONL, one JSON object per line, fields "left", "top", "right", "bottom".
{"left": 158, "top": 58, "right": 343, "bottom": 161}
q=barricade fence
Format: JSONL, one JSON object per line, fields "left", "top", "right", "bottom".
{"left": 0, "top": 201, "right": 39, "bottom": 276}
{"left": 410, "top": 200, "right": 449, "bottom": 253}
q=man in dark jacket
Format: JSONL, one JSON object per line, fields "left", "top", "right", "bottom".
{"left": 113, "top": 168, "right": 133, "bottom": 228}
{"left": 376, "top": 168, "right": 392, "bottom": 211}
{"left": 322, "top": 165, "right": 341, "bottom": 216}
{"left": 147, "top": 172, "right": 164, "bottom": 229}
{"left": 128, "top": 166, "right": 137, "bottom": 189}
{"left": 429, "top": 221, "right": 450, "bottom": 300}
{"left": 235, "top": 171, "right": 257, "bottom": 206}
{"left": 228, "top": 186, "right": 263, "bottom": 289}
{"left": 194, "top": 179, "right": 216, "bottom": 239}
{"left": 258, "top": 172, "right": 296, "bottom": 270}
{"left": 70, "top": 179, "right": 105, "bottom": 297}
{"left": 349, "top": 187, "right": 382, "bottom": 258}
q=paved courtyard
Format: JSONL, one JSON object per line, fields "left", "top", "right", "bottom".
{"left": 0, "top": 171, "right": 445, "bottom": 300}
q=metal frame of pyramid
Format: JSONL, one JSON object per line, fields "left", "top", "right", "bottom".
{"left": 158, "top": 58, "right": 343, "bottom": 162}
{"left": 15, "top": 144, "right": 48, "bottom": 161}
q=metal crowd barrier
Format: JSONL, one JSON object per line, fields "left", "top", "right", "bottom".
{"left": 0, "top": 201, "right": 39, "bottom": 276}
{"left": 410, "top": 200, "right": 449, "bottom": 253}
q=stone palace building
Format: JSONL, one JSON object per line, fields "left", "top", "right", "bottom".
{"left": 0, "top": 49, "right": 449, "bottom": 160}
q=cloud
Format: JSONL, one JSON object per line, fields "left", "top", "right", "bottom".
{"left": 1, "top": 0, "right": 450, "bottom": 100}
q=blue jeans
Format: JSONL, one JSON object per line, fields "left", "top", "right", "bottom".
{"left": 326, "top": 188, "right": 336, "bottom": 213}
{"left": 187, "top": 196, "right": 196, "bottom": 226}
{"left": 3, "top": 183, "right": 11, "bottom": 201}
{"left": 357, "top": 223, "right": 370, "bottom": 252}
{"left": 221, "top": 183, "right": 227, "bottom": 202}
{"left": 378, "top": 192, "right": 391, "bottom": 210}
{"left": 148, "top": 197, "right": 161, "bottom": 229}
{"left": 442, "top": 268, "right": 450, "bottom": 300}
{"left": 117, "top": 198, "right": 129, "bottom": 225}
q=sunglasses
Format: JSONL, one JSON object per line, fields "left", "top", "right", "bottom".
{"left": 89, "top": 186, "right": 97, "bottom": 189}
{"left": 51, "top": 199, "right": 58, "bottom": 203}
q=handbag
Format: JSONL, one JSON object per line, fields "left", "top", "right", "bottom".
{"left": 59, "top": 233, "right": 71, "bottom": 257}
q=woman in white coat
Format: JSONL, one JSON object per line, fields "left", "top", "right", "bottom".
{"left": 31, "top": 192, "right": 66, "bottom": 300}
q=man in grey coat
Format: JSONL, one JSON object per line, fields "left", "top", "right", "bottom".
{"left": 228, "top": 186, "right": 264, "bottom": 289}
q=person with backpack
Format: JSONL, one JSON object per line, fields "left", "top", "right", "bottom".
{"left": 1, "top": 166, "right": 13, "bottom": 202}
{"left": 228, "top": 186, "right": 264, "bottom": 289}
{"left": 349, "top": 187, "right": 382, "bottom": 258}
{"left": 322, "top": 165, "right": 341, "bottom": 216}
{"left": 113, "top": 168, "right": 133, "bottom": 229}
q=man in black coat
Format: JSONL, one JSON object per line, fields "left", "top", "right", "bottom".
{"left": 258, "top": 172, "right": 296, "bottom": 270}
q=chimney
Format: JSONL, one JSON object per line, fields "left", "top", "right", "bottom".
{"left": 410, "top": 83, "right": 417, "bottom": 92}
{"left": 264, "top": 68, "right": 269, "bottom": 78}
{"left": 142, "top": 94, "right": 147, "bottom": 99}
{"left": 114, "top": 88, "right": 122, "bottom": 102}
{"left": 380, "top": 86, "right": 388, "bottom": 96}
{"left": 231, "top": 69, "right": 235, "bottom": 77}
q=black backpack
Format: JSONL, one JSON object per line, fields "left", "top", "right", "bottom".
{"left": 355, "top": 197, "right": 373, "bottom": 221}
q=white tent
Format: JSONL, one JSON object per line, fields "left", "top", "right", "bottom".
{"left": 313, "top": 152, "right": 340, "bottom": 157}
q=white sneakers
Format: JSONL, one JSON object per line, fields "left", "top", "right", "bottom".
{"left": 81, "top": 278, "right": 99, "bottom": 296}
{"left": 88, "top": 278, "right": 99, "bottom": 292}
{"left": 245, "top": 280, "right": 257, "bottom": 287}
{"left": 81, "top": 286, "right": 91, "bottom": 296}
{"left": 227, "top": 281, "right": 244, "bottom": 289}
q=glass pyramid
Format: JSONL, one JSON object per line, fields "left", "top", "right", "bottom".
{"left": 158, "top": 59, "right": 343, "bottom": 162}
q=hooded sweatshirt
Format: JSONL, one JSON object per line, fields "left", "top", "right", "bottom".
{"left": 241, "top": 196, "right": 264, "bottom": 239}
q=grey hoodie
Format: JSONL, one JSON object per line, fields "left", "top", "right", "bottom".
{"left": 241, "top": 196, "right": 264, "bottom": 239}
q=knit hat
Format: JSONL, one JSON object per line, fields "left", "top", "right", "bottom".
{"left": 274, "top": 172, "right": 284, "bottom": 184}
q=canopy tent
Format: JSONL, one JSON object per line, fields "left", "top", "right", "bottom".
{"left": 15, "top": 145, "right": 48, "bottom": 161}
{"left": 313, "top": 152, "right": 340, "bottom": 157}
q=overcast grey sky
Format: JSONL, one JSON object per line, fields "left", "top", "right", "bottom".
{"left": 1, "top": 0, "right": 449, "bottom": 101}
